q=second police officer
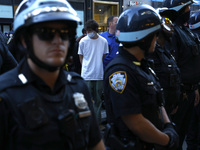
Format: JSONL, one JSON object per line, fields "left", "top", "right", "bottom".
{"left": 148, "top": 8, "right": 181, "bottom": 116}
{"left": 104, "top": 4, "right": 179, "bottom": 150}
{"left": 185, "top": 11, "right": 200, "bottom": 150}
{"left": 163, "top": 0, "right": 200, "bottom": 149}
{"left": 0, "top": 0, "right": 105, "bottom": 149}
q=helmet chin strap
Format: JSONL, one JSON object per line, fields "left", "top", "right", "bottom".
{"left": 138, "top": 34, "right": 154, "bottom": 57}
{"left": 26, "top": 44, "right": 61, "bottom": 72}
{"left": 29, "top": 51, "right": 60, "bottom": 72}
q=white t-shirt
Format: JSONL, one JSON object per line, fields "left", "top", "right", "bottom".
{"left": 78, "top": 35, "right": 109, "bottom": 80}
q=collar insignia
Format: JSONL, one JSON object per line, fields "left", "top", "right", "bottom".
{"left": 18, "top": 73, "right": 28, "bottom": 84}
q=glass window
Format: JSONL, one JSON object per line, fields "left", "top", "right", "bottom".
{"left": 93, "top": 1, "right": 119, "bottom": 33}
{"left": 3, "top": 25, "right": 10, "bottom": 34}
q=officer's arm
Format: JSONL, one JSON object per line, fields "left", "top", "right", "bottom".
{"left": 79, "top": 55, "right": 83, "bottom": 65}
{"left": 0, "top": 99, "right": 8, "bottom": 149}
{"left": 161, "top": 106, "right": 171, "bottom": 123}
{"left": 89, "top": 139, "right": 105, "bottom": 150}
{"left": 122, "top": 113, "right": 170, "bottom": 146}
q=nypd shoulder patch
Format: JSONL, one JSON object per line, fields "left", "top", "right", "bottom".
{"left": 109, "top": 71, "right": 127, "bottom": 94}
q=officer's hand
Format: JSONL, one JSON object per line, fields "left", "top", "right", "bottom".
{"left": 155, "top": 123, "right": 179, "bottom": 150}
{"left": 163, "top": 123, "right": 179, "bottom": 150}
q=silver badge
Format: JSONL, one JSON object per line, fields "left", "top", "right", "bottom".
{"left": 73, "top": 93, "right": 88, "bottom": 109}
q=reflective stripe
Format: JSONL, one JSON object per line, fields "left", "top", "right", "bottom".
{"left": 189, "top": 21, "right": 200, "bottom": 29}
{"left": 169, "top": 1, "right": 192, "bottom": 12}
{"left": 116, "top": 25, "right": 161, "bottom": 42}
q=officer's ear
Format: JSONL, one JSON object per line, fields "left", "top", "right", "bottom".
{"left": 20, "top": 36, "right": 27, "bottom": 49}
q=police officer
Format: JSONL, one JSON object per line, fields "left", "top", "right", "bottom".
{"left": 163, "top": 0, "right": 200, "bottom": 149}
{"left": 189, "top": 11, "right": 200, "bottom": 37}
{"left": 148, "top": 8, "right": 181, "bottom": 116}
{"left": 104, "top": 4, "right": 179, "bottom": 150}
{"left": 0, "top": 0, "right": 105, "bottom": 149}
{"left": 0, "top": 30, "right": 18, "bottom": 74}
{"left": 185, "top": 11, "right": 200, "bottom": 150}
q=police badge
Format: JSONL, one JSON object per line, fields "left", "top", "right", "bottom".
{"left": 109, "top": 71, "right": 127, "bottom": 94}
{"left": 73, "top": 93, "right": 91, "bottom": 118}
{"left": 73, "top": 93, "right": 88, "bottom": 110}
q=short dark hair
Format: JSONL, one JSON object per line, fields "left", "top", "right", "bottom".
{"left": 85, "top": 19, "right": 99, "bottom": 33}
{"left": 107, "top": 15, "right": 118, "bottom": 26}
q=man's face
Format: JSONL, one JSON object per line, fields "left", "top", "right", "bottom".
{"left": 110, "top": 17, "right": 118, "bottom": 31}
{"left": 31, "top": 22, "right": 69, "bottom": 67}
{"left": 86, "top": 28, "right": 97, "bottom": 38}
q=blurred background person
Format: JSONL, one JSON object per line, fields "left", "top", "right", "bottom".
{"left": 78, "top": 19, "right": 109, "bottom": 125}
{"left": 163, "top": 0, "right": 200, "bottom": 149}
{"left": 100, "top": 16, "right": 119, "bottom": 69}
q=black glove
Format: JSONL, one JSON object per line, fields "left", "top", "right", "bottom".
{"left": 163, "top": 123, "right": 179, "bottom": 150}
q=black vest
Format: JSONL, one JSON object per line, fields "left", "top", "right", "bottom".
{"left": 173, "top": 25, "right": 200, "bottom": 84}
{"left": 149, "top": 45, "right": 181, "bottom": 113}
{"left": 104, "top": 51, "right": 164, "bottom": 139}
{"left": 0, "top": 71, "right": 92, "bottom": 150}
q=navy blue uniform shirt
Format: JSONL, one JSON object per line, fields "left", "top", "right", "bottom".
{"left": 0, "top": 59, "right": 101, "bottom": 150}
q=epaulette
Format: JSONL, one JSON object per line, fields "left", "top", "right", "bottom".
{"left": 63, "top": 71, "right": 84, "bottom": 84}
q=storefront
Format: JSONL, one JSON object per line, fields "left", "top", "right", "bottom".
{"left": 69, "top": 0, "right": 123, "bottom": 36}
{"left": 93, "top": 1, "right": 119, "bottom": 33}
{"left": 0, "top": 0, "right": 123, "bottom": 36}
{"left": 0, "top": 4, "right": 13, "bottom": 33}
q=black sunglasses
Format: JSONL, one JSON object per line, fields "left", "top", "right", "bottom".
{"left": 31, "top": 28, "right": 69, "bottom": 41}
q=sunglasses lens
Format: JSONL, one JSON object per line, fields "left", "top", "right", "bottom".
{"left": 60, "top": 29, "right": 69, "bottom": 40}
{"left": 38, "top": 29, "right": 54, "bottom": 41}
{"left": 32, "top": 28, "right": 69, "bottom": 41}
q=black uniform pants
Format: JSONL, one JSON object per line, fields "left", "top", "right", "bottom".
{"left": 171, "top": 90, "right": 195, "bottom": 150}
{"left": 186, "top": 99, "right": 200, "bottom": 150}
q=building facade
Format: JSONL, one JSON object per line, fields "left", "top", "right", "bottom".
{"left": 1, "top": 0, "right": 199, "bottom": 36}
{"left": 0, "top": 0, "right": 123, "bottom": 36}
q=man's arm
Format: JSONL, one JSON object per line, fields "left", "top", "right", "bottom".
{"left": 89, "top": 140, "right": 105, "bottom": 150}
{"left": 102, "top": 54, "right": 106, "bottom": 62}
{"left": 79, "top": 55, "right": 83, "bottom": 65}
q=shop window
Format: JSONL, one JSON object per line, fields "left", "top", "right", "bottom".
{"left": 93, "top": 1, "right": 119, "bottom": 33}
{"left": 3, "top": 25, "right": 10, "bottom": 34}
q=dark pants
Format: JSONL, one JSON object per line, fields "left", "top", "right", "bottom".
{"left": 186, "top": 102, "right": 200, "bottom": 150}
{"left": 171, "top": 90, "right": 195, "bottom": 150}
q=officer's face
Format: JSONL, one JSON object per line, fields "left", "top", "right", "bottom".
{"left": 31, "top": 22, "right": 69, "bottom": 67}
{"left": 149, "top": 34, "right": 157, "bottom": 53}
{"left": 184, "top": 5, "right": 190, "bottom": 13}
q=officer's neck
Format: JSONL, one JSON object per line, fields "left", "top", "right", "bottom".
{"left": 27, "top": 58, "right": 59, "bottom": 90}
{"left": 157, "top": 34, "right": 165, "bottom": 48}
{"left": 124, "top": 46, "right": 144, "bottom": 61}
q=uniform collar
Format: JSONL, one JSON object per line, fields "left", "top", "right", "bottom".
{"left": 119, "top": 47, "right": 141, "bottom": 66}
{"left": 18, "top": 59, "right": 68, "bottom": 94}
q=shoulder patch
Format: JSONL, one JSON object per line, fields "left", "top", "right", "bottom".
{"left": 109, "top": 71, "right": 127, "bottom": 94}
